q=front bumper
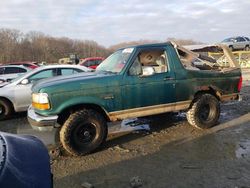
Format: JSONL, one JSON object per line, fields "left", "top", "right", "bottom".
{"left": 27, "top": 106, "right": 58, "bottom": 132}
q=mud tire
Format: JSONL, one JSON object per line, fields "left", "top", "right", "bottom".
{"left": 60, "top": 109, "right": 107, "bottom": 156}
{"left": 0, "top": 99, "right": 13, "bottom": 120}
{"left": 186, "top": 94, "right": 220, "bottom": 129}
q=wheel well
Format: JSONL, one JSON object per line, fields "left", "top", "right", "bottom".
{"left": 57, "top": 104, "right": 110, "bottom": 126}
{"left": 194, "top": 88, "right": 220, "bottom": 100}
{"left": 0, "top": 97, "right": 14, "bottom": 111}
{"left": 190, "top": 87, "right": 220, "bottom": 108}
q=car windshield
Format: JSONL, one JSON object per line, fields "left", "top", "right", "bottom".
{"left": 96, "top": 48, "right": 134, "bottom": 74}
{"left": 10, "top": 70, "right": 31, "bottom": 83}
{"left": 222, "top": 38, "right": 234, "bottom": 42}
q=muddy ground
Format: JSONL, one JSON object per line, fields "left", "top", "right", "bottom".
{"left": 1, "top": 70, "right": 250, "bottom": 188}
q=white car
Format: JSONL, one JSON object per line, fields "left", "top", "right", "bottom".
{"left": 0, "top": 64, "right": 91, "bottom": 120}
{"left": 0, "top": 65, "right": 31, "bottom": 83}
{"left": 221, "top": 36, "right": 250, "bottom": 51}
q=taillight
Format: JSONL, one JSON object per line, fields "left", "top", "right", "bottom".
{"left": 238, "top": 76, "right": 242, "bottom": 92}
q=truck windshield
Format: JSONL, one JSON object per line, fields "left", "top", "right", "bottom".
{"left": 96, "top": 48, "right": 134, "bottom": 74}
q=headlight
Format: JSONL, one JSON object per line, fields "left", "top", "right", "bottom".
{"left": 32, "top": 93, "right": 50, "bottom": 110}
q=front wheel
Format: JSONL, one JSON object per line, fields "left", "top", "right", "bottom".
{"left": 60, "top": 109, "right": 107, "bottom": 156}
{"left": 0, "top": 99, "right": 13, "bottom": 120}
{"left": 186, "top": 94, "right": 220, "bottom": 129}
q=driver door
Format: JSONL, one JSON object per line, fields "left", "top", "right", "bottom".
{"left": 122, "top": 47, "right": 176, "bottom": 110}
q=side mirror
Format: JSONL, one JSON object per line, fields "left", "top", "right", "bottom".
{"left": 20, "top": 79, "right": 29, "bottom": 85}
{"left": 140, "top": 66, "right": 155, "bottom": 77}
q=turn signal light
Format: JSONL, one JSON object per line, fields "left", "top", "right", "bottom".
{"left": 32, "top": 102, "right": 50, "bottom": 110}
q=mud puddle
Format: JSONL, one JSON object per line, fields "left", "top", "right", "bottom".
{"left": 108, "top": 118, "right": 150, "bottom": 134}
{"left": 108, "top": 112, "right": 186, "bottom": 138}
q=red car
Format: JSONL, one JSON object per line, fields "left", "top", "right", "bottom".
{"left": 8, "top": 61, "right": 39, "bottom": 69}
{"left": 79, "top": 57, "right": 104, "bottom": 69}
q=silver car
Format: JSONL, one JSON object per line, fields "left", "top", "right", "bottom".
{"left": 221, "top": 36, "right": 250, "bottom": 51}
{"left": 0, "top": 64, "right": 91, "bottom": 120}
{"left": 0, "top": 65, "right": 31, "bottom": 83}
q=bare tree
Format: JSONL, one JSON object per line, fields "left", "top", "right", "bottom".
{"left": 0, "top": 28, "right": 111, "bottom": 64}
{"left": 0, "top": 28, "right": 203, "bottom": 65}
{"left": 0, "top": 28, "right": 23, "bottom": 62}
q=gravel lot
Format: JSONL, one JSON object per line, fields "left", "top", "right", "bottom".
{"left": 0, "top": 69, "right": 250, "bottom": 188}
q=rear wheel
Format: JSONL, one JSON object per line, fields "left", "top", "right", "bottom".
{"left": 229, "top": 46, "right": 234, "bottom": 51}
{"left": 245, "top": 46, "right": 250, "bottom": 51}
{"left": 60, "top": 109, "right": 107, "bottom": 156}
{"left": 0, "top": 99, "right": 13, "bottom": 120}
{"left": 186, "top": 94, "right": 220, "bottom": 129}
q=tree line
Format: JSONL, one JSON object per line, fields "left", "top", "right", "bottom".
{"left": 0, "top": 28, "right": 110, "bottom": 64}
{"left": 0, "top": 28, "right": 201, "bottom": 64}
{"left": 109, "top": 38, "right": 202, "bottom": 51}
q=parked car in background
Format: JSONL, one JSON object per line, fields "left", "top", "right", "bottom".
{"left": 221, "top": 36, "right": 250, "bottom": 51}
{"left": 79, "top": 57, "right": 104, "bottom": 69}
{"left": 0, "top": 65, "right": 31, "bottom": 82}
{"left": 0, "top": 65, "right": 91, "bottom": 120}
{"left": 8, "top": 61, "right": 39, "bottom": 69}
{"left": 0, "top": 132, "right": 52, "bottom": 188}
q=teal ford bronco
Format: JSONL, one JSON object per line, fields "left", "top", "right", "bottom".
{"left": 28, "top": 42, "right": 242, "bottom": 156}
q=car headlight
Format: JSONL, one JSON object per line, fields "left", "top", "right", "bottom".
{"left": 32, "top": 93, "right": 50, "bottom": 110}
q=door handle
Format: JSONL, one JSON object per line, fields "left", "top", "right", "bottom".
{"left": 164, "top": 77, "right": 174, "bottom": 81}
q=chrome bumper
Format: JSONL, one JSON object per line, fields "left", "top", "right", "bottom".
{"left": 27, "top": 106, "right": 58, "bottom": 132}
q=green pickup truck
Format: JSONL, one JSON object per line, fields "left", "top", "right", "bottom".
{"left": 28, "top": 42, "right": 242, "bottom": 156}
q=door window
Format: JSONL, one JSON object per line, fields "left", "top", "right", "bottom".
{"left": 95, "top": 60, "right": 101, "bottom": 66}
{"left": 0, "top": 68, "right": 4, "bottom": 74}
{"left": 60, "top": 68, "right": 82, "bottom": 76}
{"left": 84, "top": 60, "right": 91, "bottom": 67}
{"left": 18, "top": 68, "right": 27, "bottom": 73}
{"left": 29, "top": 69, "right": 55, "bottom": 82}
{"left": 4, "top": 67, "right": 25, "bottom": 74}
{"left": 129, "top": 49, "right": 168, "bottom": 76}
{"left": 236, "top": 37, "right": 245, "bottom": 42}
{"left": 89, "top": 61, "right": 95, "bottom": 66}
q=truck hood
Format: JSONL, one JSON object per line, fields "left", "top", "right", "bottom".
{"left": 32, "top": 71, "right": 116, "bottom": 92}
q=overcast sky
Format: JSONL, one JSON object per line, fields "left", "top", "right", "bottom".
{"left": 0, "top": 0, "right": 250, "bottom": 46}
